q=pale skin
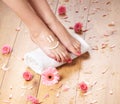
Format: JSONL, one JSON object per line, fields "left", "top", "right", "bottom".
{"left": 2, "top": 0, "right": 81, "bottom": 63}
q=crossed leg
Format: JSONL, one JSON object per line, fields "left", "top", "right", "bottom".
{"left": 2, "top": 0, "right": 72, "bottom": 62}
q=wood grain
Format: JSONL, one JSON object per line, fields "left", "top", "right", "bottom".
{"left": 0, "top": 0, "right": 120, "bottom": 104}
{"left": 0, "top": 1, "right": 21, "bottom": 87}
{"left": 76, "top": 0, "right": 120, "bottom": 104}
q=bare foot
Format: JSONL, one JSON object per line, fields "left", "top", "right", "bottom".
{"left": 49, "top": 20, "right": 81, "bottom": 56}
{"left": 27, "top": 0, "right": 81, "bottom": 56}
{"left": 30, "top": 25, "right": 71, "bottom": 63}
{"left": 2, "top": 0, "right": 72, "bottom": 62}
{"left": 26, "top": 0, "right": 81, "bottom": 56}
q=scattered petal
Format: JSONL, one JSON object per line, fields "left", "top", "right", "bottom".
{"left": 21, "top": 92, "right": 25, "bottom": 97}
{"left": 10, "top": 85, "right": 13, "bottom": 90}
{"left": 64, "top": 20, "right": 71, "bottom": 23}
{"left": 83, "top": 71, "right": 92, "bottom": 74}
{"left": 23, "top": 71, "right": 33, "bottom": 81}
{"left": 110, "top": 45, "right": 116, "bottom": 48}
{"left": 64, "top": 0, "right": 69, "bottom": 2}
{"left": 90, "top": 100, "right": 98, "bottom": 104}
{"left": 74, "top": 22, "right": 83, "bottom": 33}
{"left": 21, "top": 86, "right": 27, "bottom": 89}
{"left": 102, "top": 14, "right": 109, "bottom": 17}
{"left": 102, "top": 67, "right": 109, "bottom": 74}
{"left": 69, "top": 26, "right": 74, "bottom": 30}
{"left": 109, "top": 90, "right": 113, "bottom": 95}
{"left": 63, "top": 16, "right": 68, "bottom": 19}
{"left": 41, "top": 67, "right": 60, "bottom": 86}
{"left": 58, "top": 6, "right": 66, "bottom": 15}
{"left": 92, "top": 46, "right": 98, "bottom": 50}
{"left": 62, "top": 84, "right": 70, "bottom": 92}
{"left": 75, "top": 10, "right": 79, "bottom": 13}
{"left": 91, "top": 81, "right": 97, "bottom": 87}
{"left": 1, "top": 64, "right": 9, "bottom": 71}
{"left": 83, "top": 29, "right": 89, "bottom": 32}
{"left": 106, "top": 1, "right": 111, "bottom": 5}
{"left": 101, "top": 43, "right": 108, "bottom": 49}
{"left": 1, "top": 45, "right": 12, "bottom": 55}
{"left": 16, "top": 27, "right": 21, "bottom": 31}
{"left": 84, "top": 7, "right": 87, "bottom": 10}
{"left": 84, "top": 91, "right": 92, "bottom": 96}
{"left": 58, "top": 83, "right": 63, "bottom": 89}
{"left": 96, "top": 87, "right": 105, "bottom": 91}
{"left": 27, "top": 95, "right": 40, "bottom": 104}
{"left": 104, "top": 34, "right": 110, "bottom": 37}
{"left": 27, "top": 86, "right": 33, "bottom": 90}
{"left": 43, "top": 94, "right": 49, "bottom": 99}
{"left": 2, "top": 100, "right": 11, "bottom": 103}
{"left": 87, "top": 19, "right": 91, "bottom": 22}
{"left": 108, "top": 21, "right": 115, "bottom": 27}
{"left": 92, "top": 0, "right": 98, "bottom": 3}
{"left": 9, "top": 94, "right": 13, "bottom": 99}
{"left": 56, "top": 91, "right": 60, "bottom": 97}
{"left": 78, "top": 81, "right": 88, "bottom": 93}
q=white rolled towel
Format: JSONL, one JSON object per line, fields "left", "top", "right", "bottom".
{"left": 24, "top": 34, "right": 90, "bottom": 74}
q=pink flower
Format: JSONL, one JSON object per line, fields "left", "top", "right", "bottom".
{"left": 1, "top": 45, "right": 12, "bottom": 54}
{"left": 74, "top": 22, "right": 83, "bottom": 33}
{"left": 27, "top": 95, "right": 39, "bottom": 104}
{"left": 23, "top": 71, "right": 33, "bottom": 81}
{"left": 78, "top": 81, "right": 88, "bottom": 93}
{"left": 41, "top": 67, "right": 60, "bottom": 86}
{"left": 58, "top": 6, "right": 66, "bottom": 15}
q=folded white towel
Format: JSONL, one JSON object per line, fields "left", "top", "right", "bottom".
{"left": 24, "top": 33, "right": 90, "bottom": 74}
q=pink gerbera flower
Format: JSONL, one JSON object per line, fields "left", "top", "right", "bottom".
{"left": 1, "top": 45, "right": 12, "bottom": 54}
{"left": 41, "top": 67, "right": 60, "bottom": 86}
{"left": 58, "top": 6, "right": 66, "bottom": 15}
{"left": 74, "top": 22, "right": 83, "bottom": 33}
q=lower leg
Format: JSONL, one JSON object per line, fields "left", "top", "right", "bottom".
{"left": 28, "top": 0, "right": 81, "bottom": 56}
{"left": 2, "top": 0, "right": 71, "bottom": 62}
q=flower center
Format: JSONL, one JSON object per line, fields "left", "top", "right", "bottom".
{"left": 47, "top": 74, "right": 54, "bottom": 81}
{"left": 48, "top": 76, "right": 52, "bottom": 79}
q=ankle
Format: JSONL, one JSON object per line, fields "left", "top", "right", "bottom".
{"left": 47, "top": 18, "right": 60, "bottom": 28}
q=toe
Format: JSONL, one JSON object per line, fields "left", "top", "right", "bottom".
{"left": 73, "top": 42, "right": 81, "bottom": 53}
{"left": 60, "top": 45, "right": 71, "bottom": 62}
{"left": 54, "top": 52, "right": 61, "bottom": 62}
{"left": 59, "top": 52, "right": 65, "bottom": 62}
{"left": 49, "top": 53, "right": 56, "bottom": 59}
{"left": 45, "top": 50, "right": 56, "bottom": 60}
{"left": 68, "top": 45, "right": 81, "bottom": 56}
{"left": 62, "top": 51, "right": 72, "bottom": 63}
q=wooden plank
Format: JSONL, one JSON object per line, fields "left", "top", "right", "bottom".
{"left": 0, "top": 23, "right": 39, "bottom": 104}
{"left": 76, "top": 0, "right": 120, "bottom": 104}
{"left": 0, "top": 0, "right": 59, "bottom": 104}
{"left": 0, "top": 1, "right": 21, "bottom": 87}
{"left": 37, "top": 0, "right": 91, "bottom": 104}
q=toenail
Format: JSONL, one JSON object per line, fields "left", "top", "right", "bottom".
{"left": 77, "top": 51, "right": 81, "bottom": 56}
{"left": 54, "top": 59, "right": 57, "bottom": 61}
{"left": 58, "top": 60, "right": 61, "bottom": 62}
{"left": 67, "top": 59, "right": 72, "bottom": 63}
{"left": 65, "top": 59, "right": 68, "bottom": 63}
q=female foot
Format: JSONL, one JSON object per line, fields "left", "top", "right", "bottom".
{"left": 2, "top": 0, "right": 71, "bottom": 62}
{"left": 30, "top": 25, "right": 71, "bottom": 63}
{"left": 28, "top": 0, "right": 81, "bottom": 56}
{"left": 49, "top": 20, "right": 81, "bottom": 56}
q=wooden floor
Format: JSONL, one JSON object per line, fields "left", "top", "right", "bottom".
{"left": 0, "top": 0, "right": 120, "bottom": 104}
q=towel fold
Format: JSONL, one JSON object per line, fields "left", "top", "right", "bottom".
{"left": 24, "top": 34, "right": 90, "bottom": 74}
